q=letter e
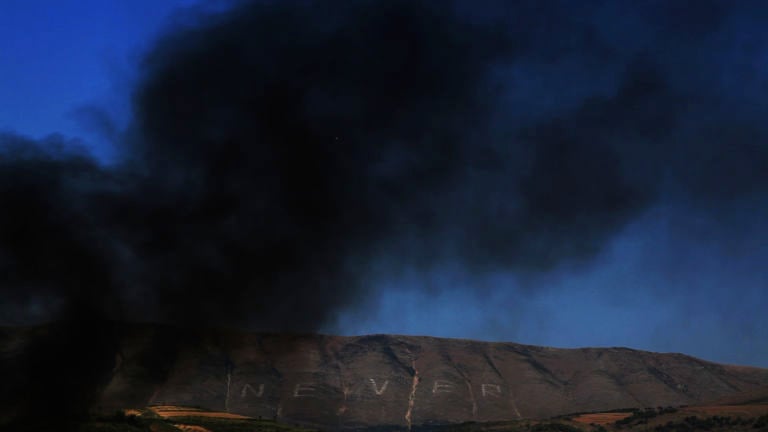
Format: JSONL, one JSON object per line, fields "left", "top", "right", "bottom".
{"left": 432, "top": 380, "right": 454, "bottom": 394}
{"left": 481, "top": 384, "right": 501, "bottom": 398}
{"left": 293, "top": 383, "right": 316, "bottom": 398}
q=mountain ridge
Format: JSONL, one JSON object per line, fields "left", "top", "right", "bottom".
{"left": 2, "top": 322, "right": 767, "bottom": 429}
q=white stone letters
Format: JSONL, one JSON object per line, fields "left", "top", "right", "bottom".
{"left": 237, "top": 378, "right": 507, "bottom": 401}
{"left": 369, "top": 378, "right": 389, "bottom": 395}
{"left": 293, "top": 383, "right": 316, "bottom": 397}
{"left": 241, "top": 383, "right": 265, "bottom": 398}
{"left": 481, "top": 384, "right": 501, "bottom": 398}
{"left": 432, "top": 380, "right": 454, "bottom": 394}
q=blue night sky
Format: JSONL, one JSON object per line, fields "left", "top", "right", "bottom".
{"left": 1, "top": 0, "right": 767, "bottom": 368}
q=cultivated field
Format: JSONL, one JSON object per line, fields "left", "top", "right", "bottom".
{"left": 569, "top": 403, "right": 768, "bottom": 431}
{"left": 571, "top": 412, "right": 633, "bottom": 425}
{"left": 149, "top": 406, "right": 251, "bottom": 420}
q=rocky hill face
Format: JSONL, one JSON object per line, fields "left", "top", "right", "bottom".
{"left": 3, "top": 323, "right": 768, "bottom": 429}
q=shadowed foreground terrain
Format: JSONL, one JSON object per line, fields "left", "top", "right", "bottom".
{"left": 1, "top": 323, "right": 767, "bottom": 430}
{"left": 49, "top": 403, "right": 768, "bottom": 432}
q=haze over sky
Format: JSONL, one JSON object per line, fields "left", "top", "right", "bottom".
{"left": 1, "top": 0, "right": 767, "bottom": 367}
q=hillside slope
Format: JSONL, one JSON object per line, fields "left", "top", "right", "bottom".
{"left": 2, "top": 323, "right": 768, "bottom": 430}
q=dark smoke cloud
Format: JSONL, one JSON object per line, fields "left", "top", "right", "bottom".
{"left": 3, "top": 0, "right": 768, "bottom": 333}
{"left": 118, "top": 0, "right": 517, "bottom": 329}
{"left": 2, "top": 0, "right": 512, "bottom": 332}
{"left": 3, "top": 0, "right": 768, "bottom": 426}
{"left": 1, "top": 2, "right": 516, "bottom": 425}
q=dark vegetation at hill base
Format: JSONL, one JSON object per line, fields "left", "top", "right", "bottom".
{"left": 13, "top": 409, "right": 767, "bottom": 432}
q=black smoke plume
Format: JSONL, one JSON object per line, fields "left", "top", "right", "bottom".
{"left": 2, "top": 0, "right": 768, "bottom": 429}
{"left": 1, "top": 0, "right": 512, "bottom": 333}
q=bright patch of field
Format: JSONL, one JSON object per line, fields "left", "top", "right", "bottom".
{"left": 572, "top": 412, "right": 633, "bottom": 425}
{"left": 150, "top": 406, "right": 203, "bottom": 412}
{"left": 173, "top": 424, "right": 213, "bottom": 432}
{"left": 149, "top": 405, "right": 251, "bottom": 419}
{"left": 160, "top": 412, "right": 250, "bottom": 419}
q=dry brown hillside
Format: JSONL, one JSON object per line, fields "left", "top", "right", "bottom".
{"left": 2, "top": 323, "right": 768, "bottom": 430}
